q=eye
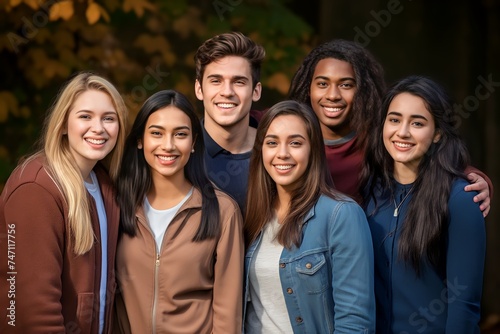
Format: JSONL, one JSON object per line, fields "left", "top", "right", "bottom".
{"left": 79, "top": 114, "right": 91, "bottom": 119}
{"left": 265, "top": 140, "right": 277, "bottom": 146}
{"left": 103, "top": 116, "right": 116, "bottom": 122}
{"left": 386, "top": 117, "right": 399, "bottom": 124}
{"left": 150, "top": 130, "right": 162, "bottom": 136}
{"left": 175, "top": 131, "right": 189, "bottom": 137}
{"left": 234, "top": 80, "right": 246, "bottom": 86}
{"left": 412, "top": 121, "right": 424, "bottom": 127}
{"left": 316, "top": 81, "right": 328, "bottom": 88}
{"left": 290, "top": 140, "right": 302, "bottom": 147}
{"left": 210, "top": 78, "right": 221, "bottom": 84}
{"left": 340, "top": 82, "right": 355, "bottom": 89}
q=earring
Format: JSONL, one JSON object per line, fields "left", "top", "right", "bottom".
{"left": 138, "top": 144, "right": 143, "bottom": 149}
{"left": 191, "top": 149, "right": 195, "bottom": 153}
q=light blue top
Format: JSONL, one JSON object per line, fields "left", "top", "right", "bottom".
{"left": 243, "top": 194, "right": 376, "bottom": 334}
{"left": 85, "top": 171, "right": 107, "bottom": 334}
{"left": 365, "top": 178, "right": 485, "bottom": 334}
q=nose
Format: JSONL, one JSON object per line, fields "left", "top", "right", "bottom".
{"left": 397, "top": 122, "right": 410, "bottom": 138}
{"left": 277, "top": 144, "right": 290, "bottom": 159}
{"left": 91, "top": 119, "right": 104, "bottom": 134}
{"left": 161, "top": 136, "right": 175, "bottom": 151}
{"left": 220, "top": 81, "right": 234, "bottom": 97}
{"left": 326, "top": 85, "right": 341, "bottom": 101}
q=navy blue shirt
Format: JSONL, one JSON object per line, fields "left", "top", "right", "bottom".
{"left": 202, "top": 117, "right": 258, "bottom": 212}
{"left": 365, "top": 179, "right": 485, "bottom": 334}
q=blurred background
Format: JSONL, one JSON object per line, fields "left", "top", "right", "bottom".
{"left": 1, "top": 0, "right": 498, "bottom": 330}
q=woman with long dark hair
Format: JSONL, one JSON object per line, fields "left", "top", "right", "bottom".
{"left": 243, "top": 100, "right": 375, "bottom": 333}
{"left": 114, "top": 90, "right": 244, "bottom": 333}
{"left": 361, "top": 76, "right": 486, "bottom": 333}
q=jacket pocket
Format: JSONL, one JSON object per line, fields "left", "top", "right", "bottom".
{"left": 294, "top": 253, "right": 329, "bottom": 294}
{"left": 76, "top": 292, "right": 95, "bottom": 334}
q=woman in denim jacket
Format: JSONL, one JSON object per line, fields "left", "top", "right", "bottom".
{"left": 243, "top": 100, "right": 375, "bottom": 333}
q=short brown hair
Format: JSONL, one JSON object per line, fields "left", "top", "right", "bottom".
{"left": 194, "top": 32, "right": 265, "bottom": 88}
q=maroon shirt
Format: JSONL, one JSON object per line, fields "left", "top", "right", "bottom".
{"left": 324, "top": 133, "right": 364, "bottom": 202}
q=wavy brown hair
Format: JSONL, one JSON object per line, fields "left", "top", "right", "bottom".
{"left": 244, "top": 100, "right": 340, "bottom": 248}
{"left": 194, "top": 31, "right": 265, "bottom": 89}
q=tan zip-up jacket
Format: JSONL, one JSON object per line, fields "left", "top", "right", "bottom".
{"left": 114, "top": 188, "right": 244, "bottom": 334}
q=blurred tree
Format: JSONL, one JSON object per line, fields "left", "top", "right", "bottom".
{"left": 0, "top": 0, "right": 314, "bottom": 187}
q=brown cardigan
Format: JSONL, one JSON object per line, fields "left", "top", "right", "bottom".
{"left": 114, "top": 188, "right": 244, "bottom": 334}
{"left": 0, "top": 156, "right": 119, "bottom": 333}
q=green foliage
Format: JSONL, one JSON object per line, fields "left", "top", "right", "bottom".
{"left": 0, "top": 0, "right": 314, "bottom": 188}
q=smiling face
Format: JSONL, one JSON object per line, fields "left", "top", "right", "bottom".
{"left": 262, "top": 114, "right": 311, "bottom": 194}
{"left": 195, "top": 55, "right": 262, "bottom": 130}
{"left": 141, "top": 106, "right": 194, "bottom": 184}
{"left": 309, "top": 58, "right": 357, "bottom": 140}
{"left": 383, "top": 92, "right": 441, "bottom": 180}
{"left": 66, "top": 90, "right": 119, "bottom": 176}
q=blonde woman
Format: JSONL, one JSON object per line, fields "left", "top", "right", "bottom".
{"left": 0, "top": 72, "right": 127, "bottom": 333}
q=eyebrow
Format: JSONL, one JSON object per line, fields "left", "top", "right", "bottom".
{"left": 206, "top": 74, "right": 249, "bottom": 81}
{"left": 264, "top": 134, "right": 306, "bottom": 140}
{"left": 75, "top": 110, "right": 117, "bottom": 114}
{"left": 313, "top": 75, "right": 355, "bottom": 82}
{"left": 387, "top": 111, "right": 429, "bottom": 121}
{"left": 147, "top": 125, "right": 191, "bottom": 131}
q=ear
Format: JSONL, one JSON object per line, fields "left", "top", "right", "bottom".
{"left": 195, "top": 79, "right": 204, "bottom": 101}
{"left": 252, "top": 82, "right": 262, "bottom": 102}
{"left": 137, "top": 139, "right": 143, "bottom": 149}
{"left": 433, "top": 130, "right": 442, "bottom": 143}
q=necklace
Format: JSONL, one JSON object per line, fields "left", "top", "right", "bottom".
{"left": 393, "top": 184, "right": 415, "bottom": 217}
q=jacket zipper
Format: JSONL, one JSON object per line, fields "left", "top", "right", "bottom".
{"left": 152, "top": 252, "right": 160, "bottom": 334}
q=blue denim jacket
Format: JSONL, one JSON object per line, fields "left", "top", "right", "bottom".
{"left": 243, "top": 195, "right": 376, "bottom": 333}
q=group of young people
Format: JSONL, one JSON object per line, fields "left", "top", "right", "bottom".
{"left": 0, "top": 31, "right": 491, "bottom": 333}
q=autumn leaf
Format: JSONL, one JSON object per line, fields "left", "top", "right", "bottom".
{"left": 266, "top": 72, "right": 290, "bottom": 95}
{"left": 9, "top": 0, "right": 22, "bottom": 8}
{"left": 123, "top": 0, "right": 155, "bottom": 17}
{"left": 86, "top": 2, "right": 101, "bottom": 24}
{"left": 23, "top": 0, "right": 39, "bottom": 10}
{"left": 49, "top": 0, "right": 74, "bottom": 21}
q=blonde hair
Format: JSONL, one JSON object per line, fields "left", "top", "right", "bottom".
{"left": 35, "top": 72, "right": 127, "bottom": 255}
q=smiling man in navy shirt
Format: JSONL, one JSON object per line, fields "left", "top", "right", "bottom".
{"left": 194, "top": 32, "right": 265, "bottom": 211}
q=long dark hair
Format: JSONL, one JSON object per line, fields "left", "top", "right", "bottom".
{"left": 361, "top": 75, "right": 470, "bottom": 274}
{"left": 117, "top": 90, "right": 220, "bottom": 241}
{"left": 244, "top": 100, "right": 340, "bottom": 248}
{"left": 288, "top": 39, "right": 385, "bottom": 152}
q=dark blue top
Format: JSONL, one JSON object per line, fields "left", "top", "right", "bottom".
{"left": 202, "top": 117, "right": 258, "bottom": 212}
{"left": 365, "top": 178, "right": 485, "bottom": 334}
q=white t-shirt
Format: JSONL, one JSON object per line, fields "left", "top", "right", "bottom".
{"left": 246, "top": 218, "right": 294, "bottom": 333}
{"left": 143, "top": 187, "right": 193, "bottom": 251}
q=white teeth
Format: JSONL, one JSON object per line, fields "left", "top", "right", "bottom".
{"left": 275, "top": 165, "right": 293, "bottom": 170}
{"left": 217, "top": 103, "right": 237, "bottom": 108}
{"left": 157, "top": 156, "right": 176, "bottom": 161}
{"left": 86, "top": 139, "right": 105, "bottom": 145}
{"left": 394, "top": 142, "right": 413, "bottom": 148}
{"left": 324, "top": 107, "right": 343, "bottom": 112}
